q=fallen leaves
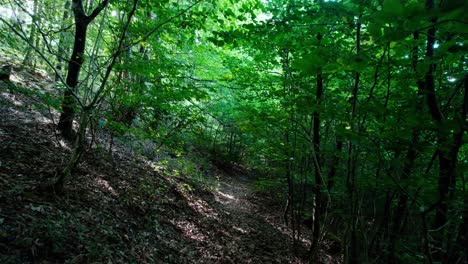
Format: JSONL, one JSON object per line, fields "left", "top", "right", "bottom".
{"left": 0, "top": 66, "right": 341, "bottom": 263}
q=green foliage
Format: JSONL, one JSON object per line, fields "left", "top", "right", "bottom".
{"left": 1, "top": 0, "right": 467, "bottom": 262}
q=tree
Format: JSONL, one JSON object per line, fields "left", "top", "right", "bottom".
{"left": 1, "top": 0, "right": 467, "bottom": 261}
{"left": 57, "top": 0, "right": 110, "bottom": 139}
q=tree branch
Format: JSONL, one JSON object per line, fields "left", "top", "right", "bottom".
{"left": 87, "top": 0, "right": 139, "bottom": 110}
{"left": 87, "top": 0, "right": 110, "bottom": 22}
{"left": 126, "top": 0, "right": 203, "bottom": 49}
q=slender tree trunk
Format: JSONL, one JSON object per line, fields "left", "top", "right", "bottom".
{"left": 445, "top": 74, "right": 467, "bottom": 263}
{"left": 280, "top": 48, "right": 295, "bottom": 229}
{"left": 54, "top": 0, "right": 111, "bottom": 191}
{"left": 56, "top": 1, "right": 72, "bottom": 82}
{"left": 346, "top": 17, "right": 361, "bottom": 264}
{"left": 32, "top": 9, "right": 42, "bottom": 69}
{"left": 23, "top": 0, "right": 39, "bottom": 66}
{"left": 454, "top": 76, "right": 468, "bottom": 263}
{"left": 369, "top": 190, "right": 394, "bottom": 255}
{"left": 387, "top": 31, "right": 425, "bottom": 263}
{"left": 327, "top": 138, "right": 342, "bottom": 191}
{"left": 453, "top": 196, "right": 468, "bottom": 263}
{"left": 57, "top": 20, "right": 88, "bottom": 139}
{"left": 422, "top": 0, "right": 465, "bottom": 262}
{"left": 309, "top": 49, "right": 324, "bottom": 259}
{"left": 55, "top": 110, "right": 90, "bottom": 191}
{"left": 57, "top": 0, "right": 110, "bottom": 139}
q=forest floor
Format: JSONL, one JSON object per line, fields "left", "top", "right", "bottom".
{"left": 0, "top": 64, "right": 341, "bottom": 263}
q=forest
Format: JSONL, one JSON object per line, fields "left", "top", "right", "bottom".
{"left": 0, "top": 0, "right": 467, "bottom": 263}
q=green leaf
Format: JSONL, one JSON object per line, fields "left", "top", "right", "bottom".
{"left": 367, "top": 22, "right": 382, "bottom": 39}
{"left": 224, "top": 8, "right": 235, "bottom": 17}
{"left": 383, "top": 0, "right": 404, "bottom": 16}
{"left": 383, "top": 27, "right": 408, "bottom": 41}
{"left": 292, "top": 53, "right": 325, "bottom": 74}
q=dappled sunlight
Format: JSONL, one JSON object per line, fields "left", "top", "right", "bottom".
{"left": 185, "top": 193, "right": 219, "bottom": 220}
{"left": 144, "top": 160, "right": 221, "bottom": 220}
{"left": 232, "top": 225, "right": 248, "bottom": 234}
{"left": 143, "top": 159, "right": 160, "bottom": 171}
{"left": 57, "top": 139, "right": 71, "bottom": 150}
{"left": 94, "top": 176, "right": 118, "bottom": 197}
{"left": 173, "top": 220, "right": 207, "bottom": 242}
{"left": 215, "top": 190, "right": 238, "bottom": 204}
{"left": 214, "top": 180, "right": 249, "bottom": 210}
{"left": 173, "top": 181, "right": 220, "bottom": 220}
{"left": 9, "top": 72, "right": 22, "bottom": 84}
{"left": 1, "top": 92, "right": 23, "bottom": 106}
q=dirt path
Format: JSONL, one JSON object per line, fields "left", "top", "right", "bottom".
{"left": 197, "top": 174, "right": 309, "bottom": 263}
{"left": 183, "top": 172, "right": 340, "bottom": 263}
{"left": 214, "top": 175, "right": 250, "bottom": 212}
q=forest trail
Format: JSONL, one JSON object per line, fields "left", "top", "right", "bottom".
{"left": 2, "top": 0, "right": 467, "bottom": 262}
{"left": 186, "top": 169, "right": 339, "bottom": 263}
{"left": 0, "top": 70, "right": 339, "bottom": 263}
{"left": 211, "top": 173, "right": 303, "bottom": 262}
{"left": 160, "top": 167, "right": 312, "bottom": 263}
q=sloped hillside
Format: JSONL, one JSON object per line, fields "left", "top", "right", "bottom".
{"left": 0, "top": 65, "right": 341, "bottom": 263}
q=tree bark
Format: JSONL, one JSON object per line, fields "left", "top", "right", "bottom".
{"left": 23, "top": 0, "right": 39, "bottom": 66}
{"left": 309, "top": 70, "right": 323, "bottom": 260}
{"left": 55, "top": 110, "right": 90, "bottom": 192}
{"left": 57, "top": 0, "right": 110, "bottom": 139}
{"left": 327, "top": 139, "right": 342, "bottom": 191}
{"left": 422, "top": 0, "right": 465, "bottom": 262}
{"left": 346, "top": 17, "right": 361, "bottom": 264}
{"left": 56, "top": 1, "right": 72, "bottom": 82}
{"left": 387, "top": 31, "right": 425, "bottom": 264}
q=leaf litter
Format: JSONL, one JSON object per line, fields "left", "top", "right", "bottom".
{"left": 0, "top": 65, "right": 341, "bottom": 263}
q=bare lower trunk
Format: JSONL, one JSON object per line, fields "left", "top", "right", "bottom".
{"left": 55, "top": 110, "right": 89, "bottom": 192}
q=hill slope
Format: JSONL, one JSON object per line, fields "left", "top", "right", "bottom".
{"left": 0, "top": 67, "right": 339, "bottom": 263}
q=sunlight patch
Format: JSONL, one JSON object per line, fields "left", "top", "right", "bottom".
{"left": 94, "top": 176, "right": 118, "bottom": 196}
{"left": 262, "top": 215, "right": 311, "bottom": 246}
{"left": 233, "top": 226, "right": 248, "bottom": 234}
{"left": 217, "top": 191, "right": 236, "bottom": 200}
{"left": 215, "top": 190, "right": 239, "bottom": 206}
{"left": 57, "top": 139, "right": 71, "bottom": 150}
{"left": 174, "top": 220, "right": 207, "bottom": 242}
{"left": 187, "top": 196, "right": 219, "bottom": 220}
{"left": 1, "top": 92, "right": 23, "bottom": 106}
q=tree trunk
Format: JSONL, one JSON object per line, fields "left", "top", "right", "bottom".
{"left": 309, "top": 60, "right": 324, "bottom": 260}
{"left": 54, "top": 0, "right": 111, "bottom": 191}
{"left": 387, "top": 31, "right": 425, "bottom": 264}
{"left": 23, "top": 0, "right": 39, "bottom": 66}
{"left": 55, "top": 110, "right": 90, "bottom": 192}
{"left": 445, "top": 74, "right": 467, "bottom": 263}
{"left": 452, "top": 196, "right": 468, "bottom": 263}
{"left": 56, "top": 1, "right": 72, "bottom": 82}
{"left": 57, "top": 0, "right": 109, "bottom": 139}
{"left": 346, "top": 17, "right": 361, "bottom": 264}
{"left": 327, "top": 139, "right": 342, "bottom": 191}
{"left": 422, "top": 1, "right": 465, "bottom": 262}
{"left": 57, "top": 20, "right": 88, "bottom": 139}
